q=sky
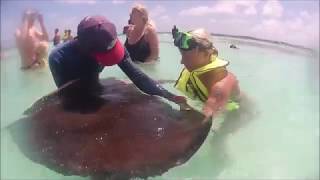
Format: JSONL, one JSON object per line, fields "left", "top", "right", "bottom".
{"left": 1, "top": 0, "right": 319, "bottom": 49}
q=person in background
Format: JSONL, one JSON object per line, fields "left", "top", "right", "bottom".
{"left": 172, "top": 25, "right": 178, "bottom": 39}
{"left": 15, "top": 9, "right": 49, "bottom": 69}
{"left": 230, "top": 44, "right": 239, "bottom": 49}
{"left": 53, "top": 28, "right": 61, "bottom": 46}
{"left": 62, "top": 29, "right": 68, "bottom": 43}
{"left": 124, "top": 4, "right": 159, "bottom": 63}
{"left": 67, "top": 29, "right": 74, "bottom": 41}
{"left": 49, "top": 16, "right": 188, "bottom": 115}
{"left": 172, "top": 27, "right": 241, "bottom": 121}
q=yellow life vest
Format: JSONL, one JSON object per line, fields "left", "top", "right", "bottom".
{"left": 175, "top": 56, "right": 239, "bottom": 111}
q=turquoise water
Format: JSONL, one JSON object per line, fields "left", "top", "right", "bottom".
{"left": 1, "top": 34, "right": 319, "bottom": 179}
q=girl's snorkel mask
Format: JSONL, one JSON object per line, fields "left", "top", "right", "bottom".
{"left": 173, "top": 31, "right": 197, "bottom": 51}
{"left": 172, "top": 26, "right": 213, "bottom": 51}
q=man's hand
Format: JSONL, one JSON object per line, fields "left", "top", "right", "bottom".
{"left": 171, "top": 95, "right": 186, "bottom": 104}
{"left": 170, "top": 96, "right": 192, "bottom": 111}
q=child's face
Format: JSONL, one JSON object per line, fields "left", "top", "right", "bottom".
{"left": 180, "top": 48, "right": 211, "bottom": 71}
{"left": 179, "top": 48, "right": 200, "bottom": 71}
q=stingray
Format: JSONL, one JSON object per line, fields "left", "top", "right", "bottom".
{"left": 8, "top": 78, "right": 211, "bottom": 179}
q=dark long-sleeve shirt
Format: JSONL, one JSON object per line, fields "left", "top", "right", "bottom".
{"left": 49, "top": 40, "right": 175, "bottom": 100}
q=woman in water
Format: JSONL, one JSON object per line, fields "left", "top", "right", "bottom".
{"left": 53, "top": 28, "right": 61, "bottom": 46}
{"left": 15, "top": 10, "right": 49, "bottom": 69}
{"left": 124, "top": 4, "right": 159, "bottom": 63}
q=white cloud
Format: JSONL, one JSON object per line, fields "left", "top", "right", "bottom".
{"left": 150, "top": 7, "right": 171, "bottom": 31}
{"left": 179, "top": 6, "right": 213, "bottom": 16}
{"left": 112, "top": 0, "right": 126, "bottom": 4}
{"left": 299, "top": 11, "right": 312, "bottom": 20}
{"left": 210, "top": 19, "right": 216, "bottom": 23}
{"left": 211, "top": 1, "right": 237, "bottom": 14}
{"left": 178, "top": 0, "right": 258, "bottom": 16}
{"left": 56, "top": 16, "right": 82, "bottom": 33}
{"left": 244, "top": 6, "right": 257, "bottom": 15}
{"left": 57, "top": 0, "right": 96, "bottom": 4}
{"left": 251, "top": 11, "right": 319, "bottom": 48}
{"left": 150, "top": 5, "right": 166, "bottom": 18}
{"left": 47, "top": 13, "right": 58, "bottom": 19}
{"left": 251, "top": 19, "right": 286, "bottom": 37}
{"left": 262, "top": 0, "right": 283, "bottom": 18}
{"left": 159, "top": 15, "right": 170, "bottom": 21}
{"left": 287, "top": 17, "right": 303, "bottom": 30}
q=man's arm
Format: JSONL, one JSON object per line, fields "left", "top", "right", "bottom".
{"left": 117, "top": 50, "right": 186, "bottom": 105}
{"left": 118, "top": 50, "right": 173, "bottom": 98}
{"left": 49, "top": 51, "right": 65, "bottom": 87}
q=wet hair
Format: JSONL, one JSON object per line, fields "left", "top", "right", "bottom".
{"left": 188, "top": 28, "right": 218, "bottom": 56}
{"left": 132, "top": 4, "right": 149, "bottom": 22}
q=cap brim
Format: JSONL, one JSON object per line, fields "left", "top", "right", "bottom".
{"left": 92, "top": 39, "right": 125, "bottom": 66}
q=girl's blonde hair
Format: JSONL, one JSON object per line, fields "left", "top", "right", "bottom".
{"left": 189, "top": 28, "right": 218, "bottom": 56}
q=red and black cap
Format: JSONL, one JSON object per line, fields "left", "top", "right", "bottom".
{"left": 77, "top": 15, "right": 125, "bottom": 66}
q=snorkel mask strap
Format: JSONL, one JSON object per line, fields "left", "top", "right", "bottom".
{"left": 181, "top": 32, "right": 193, "bottom": 49}
{"left": 173, "top": 31, "right": 195, "bottom": 50}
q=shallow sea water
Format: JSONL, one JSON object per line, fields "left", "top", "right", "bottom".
{"left": 1, "top": 34, "right": 319, "bottom": 179}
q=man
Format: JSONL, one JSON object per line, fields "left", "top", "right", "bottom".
{"left": 15, "top": 10, "right": 49, "bottom": 69}
{"left": 49, "top": 15, "right": 188, "bottom": 107}
{"left": 53, "top": 28, "right": 61, "bottom": 46}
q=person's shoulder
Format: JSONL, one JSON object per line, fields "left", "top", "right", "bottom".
{"left": 199, "top": 67, "right": 228, "bottom": 88}
{"left": 49, "top": 40, "right": 75, "bottom": 59}
{"left": 146, "top": 24, "right": 156, "bottom": 34}
{"left": 49, "top": 44, "right": 62, "bottom": 60}
{"left": 145, "top": 25, "right": 157, "bottom": 40}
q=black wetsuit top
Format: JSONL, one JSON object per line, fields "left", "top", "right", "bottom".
{"left": 49, "top": 40, "right": 175, "bottom": 100}
{"left": 124, "top": 35, "right": 151, "bottom": 63}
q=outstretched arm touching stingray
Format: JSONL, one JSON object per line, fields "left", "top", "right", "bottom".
{"left": 118, "top": 50, "right": 191, "bottom": 110}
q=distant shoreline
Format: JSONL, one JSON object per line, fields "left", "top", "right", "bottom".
{"left": 1, "top": 32, "right": 315, "bottom": 52}
{"left": 156, "top": 32, "right": 314, "bottom": 52}
{"left": 211, "top": 33, "right": 313, "bottom": 51}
